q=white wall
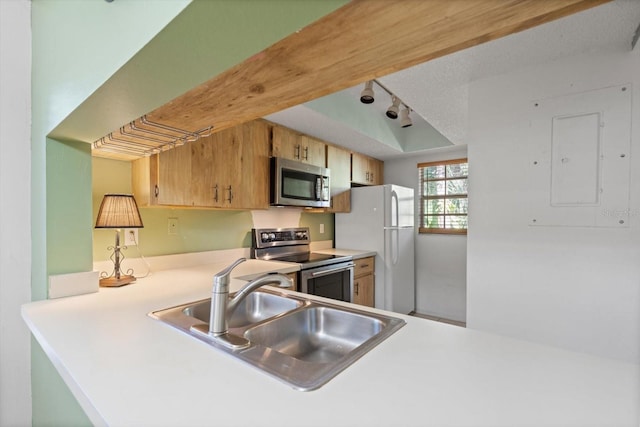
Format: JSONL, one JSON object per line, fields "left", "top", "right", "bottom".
{"left": 385, "top": 146, "right": 468, "bottom": 322}
{"left": 0, "top": 0, "right": 32, "bottom": 425}
{"left": 466, "top": 49, "right": 640, "bottom": 363}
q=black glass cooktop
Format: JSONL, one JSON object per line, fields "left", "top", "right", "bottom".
{"left": 275, "top": 252, "right": 338, "bottom": 264}
{"left": 273, "top": 252, "right": 352, "bottom": 270}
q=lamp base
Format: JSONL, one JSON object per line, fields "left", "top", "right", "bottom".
{"left": 99, "top": 275, "right": 137, "bottom": 287}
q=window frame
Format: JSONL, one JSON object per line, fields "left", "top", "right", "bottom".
{"left": 418, "top": 158, "right": 468, "bottom": 235}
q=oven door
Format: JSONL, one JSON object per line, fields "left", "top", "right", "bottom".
{"left": 300, "top": 261, "right": 354, "bottom": 302}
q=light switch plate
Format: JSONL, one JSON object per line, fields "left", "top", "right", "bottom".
{"left": 168, "top": 218, "right": 179, "bottom": 235}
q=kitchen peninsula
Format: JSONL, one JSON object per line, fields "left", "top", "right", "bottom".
{"left": 22, "top": 259, "right": 638, "bottom": 426}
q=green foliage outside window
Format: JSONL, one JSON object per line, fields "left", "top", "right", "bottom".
{"left": 418, "top": 159, "right": 468, "bottom": 234}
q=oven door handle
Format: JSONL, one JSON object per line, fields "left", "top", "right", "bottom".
{"left": 309, "top": 263, "right": 355, "bottom": 278}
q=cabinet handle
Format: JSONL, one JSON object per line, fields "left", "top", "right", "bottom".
{"left": 366, "top": 171, "right": 370, "bottom": 181}
{"left": 213, "top": 184, "right": 219, "bottom": 202}
{"left": 303, "top": 146, "right": 309, "bottom": 161}
{"left": 355, "top": 282, "right": 359, "bottom": 296}
{"left": 294, "top": 144, "right": 301, "bottom": 160}
{"left": 227, "top": 185, "right": 233, "bottom": 203}
{"left": 370, "top": 172, "right": 374, "bottom": 182}
{"left": 154, "top": 185, "right": 159, "bottom": 198}
{"left": 360, "top": 264, "right": 370, "bottom": 268}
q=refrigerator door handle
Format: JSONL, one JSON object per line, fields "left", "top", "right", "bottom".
{"left": 391, "top": 190, "right": 399, "bottom": 228}
{"left": 387, "top": 228, "right": 399, "bottom": 266}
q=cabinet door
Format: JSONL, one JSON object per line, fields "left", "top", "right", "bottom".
{"left": 369, "top": 158, "right": 384, "bottom": 185}
{"left": 351, "top": 152, "right": 371, "bottom": 185}
{"left": 353, "top": 274, "right": 374, "bottom": 307}
{"left": 326, "top": 145, "right": 351, "bottom": 212}
{"left": 271, "top": 124, "right": 303, "bottom": 162}
{"left": 300, "top": 135, "right": 326, "bottom": 167}
{"left": 214, "top": 126, "right": 242, "bottom": 208}
{"left": 132, "top": 156, "right": 155, "bottom": 207}
{"left": 352, "top": 153, "right": 383, "bottom": 186}
{"left": 191, "top": 134, "right": 219, "bottom": 207}
{"left": 156, "top": 144, "right": 192, "bottom": 206}
{"left": 232, "top": 121, "right": 270, "bottom": 209}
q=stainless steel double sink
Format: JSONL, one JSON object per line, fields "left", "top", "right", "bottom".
{"left": 150, "top": 289, "right": 405, "bottom": 390}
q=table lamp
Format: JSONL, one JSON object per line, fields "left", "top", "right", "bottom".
{"left": 95, "top": 194, "right": 144, "bottom": 287}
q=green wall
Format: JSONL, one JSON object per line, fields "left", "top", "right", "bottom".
{"left": 32, "top": 0, "right": 346, "bottom": 425}
{"left": 92, "top": 157, "right": 333, "bottom": 261}
{"left": 92, "top": 157, "right": 254, "bottom": 260}
{"left": 32, "top": 2, "right": 192, "bottom": 424}
{"left": 47, "top": 139, "right": 93, "bottom": 276}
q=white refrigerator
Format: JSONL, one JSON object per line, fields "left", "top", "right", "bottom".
{"left": 335, "top": 184, "right": 415, "bottom": 314}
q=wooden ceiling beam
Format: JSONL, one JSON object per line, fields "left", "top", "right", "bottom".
{"left": 97, "top": 0, "right": 610, "bottom": 158}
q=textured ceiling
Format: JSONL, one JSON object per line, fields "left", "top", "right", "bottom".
{"left": 267, "top": 0, "right": 640, "bottom": 160}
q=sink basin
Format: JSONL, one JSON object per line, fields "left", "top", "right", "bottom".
{"left": 183, "top": 291, "right": 301, "bottom": 328}
{"left": 150, "top": 289, "right": 405, "bottom": 391}
{"left": 245, "top": 306, "right": 384, "bottom": 363}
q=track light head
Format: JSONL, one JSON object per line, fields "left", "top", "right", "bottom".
{"left": 386, "top": 96, "right": 401, "bottom": 119}
{"left": 400, "top": 107, "right": 412, "bottom": 128}
{"left": 360, "top": 81, "right": 375, "bottom": 104}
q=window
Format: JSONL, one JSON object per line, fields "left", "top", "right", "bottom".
{"left": 418, "top": 158, "right": 468, "bottom": 234}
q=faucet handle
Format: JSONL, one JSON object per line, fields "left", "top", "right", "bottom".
{"left": 213, "top": 258, "right": 246, "bottom": 292}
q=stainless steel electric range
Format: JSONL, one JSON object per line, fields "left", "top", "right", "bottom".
{"left": 251, "top": 227, "right": 354, "bottom": 302}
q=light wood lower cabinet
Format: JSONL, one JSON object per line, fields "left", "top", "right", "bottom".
{"left": 352, "top": 256, "right": 374, "bottom": 307}
{"left": 286, "top": 272, "right": 298, "bottom": 292}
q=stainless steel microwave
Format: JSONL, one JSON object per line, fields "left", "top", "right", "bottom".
{"left": 270, "top": 157, "right": 330, "bottom": 208}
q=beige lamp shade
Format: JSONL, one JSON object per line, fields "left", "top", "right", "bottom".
{"left": 95, "top": 194, "right": 143, "bottom": 229}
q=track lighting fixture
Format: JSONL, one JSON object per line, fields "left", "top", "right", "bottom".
{"left": 357, "top": 79, "right": 414, "bottom": 128}
{"left": 386, "top": 96, "right": 401, "bottom": 119}
{"left": 400, "top": 107, "right": 412, "bottom": 128}
{"left": 360, "top": 81, "right": 375, "bottom": 104}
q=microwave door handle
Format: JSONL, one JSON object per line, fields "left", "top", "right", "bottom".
{"left": 316, "top": 177, "right": 322, "bottom": 200}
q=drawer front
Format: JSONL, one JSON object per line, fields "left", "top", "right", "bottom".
{"left": 354, "top": 256, "right": 374, "bottom": 277}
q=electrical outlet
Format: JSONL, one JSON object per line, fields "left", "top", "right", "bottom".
{"left": 320, "top": 223, "right": 325, "bottom": 234}
{"left": 168, "top": 217, "right": 179, "bottom": 235}
{"left": 124, "top": 229, "right": 138, "bottom": 246}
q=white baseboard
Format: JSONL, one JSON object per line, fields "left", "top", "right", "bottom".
{"left": 48, "top": 271, "right": 99, "bottom": 299}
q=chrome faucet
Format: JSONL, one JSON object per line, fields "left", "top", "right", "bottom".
{"left": 198, "top": 257, "right": 292, "bottom": 349}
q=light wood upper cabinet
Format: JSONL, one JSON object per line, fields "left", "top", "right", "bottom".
{"left": 351, "top": 152, "right": 383, "bottom": 186}
{"left": 132, "top": 119, "right": 383, "bottom": 211}
{"left": 326, "top": 145, "right": 351, "bottom": 213}
{"left": 132, "top": 120, "right": 270, "bottom": 210}
{"left": 157, "top": 145, "right": 193, "bottom": 205}
{"left": 299, "top": 135, "right": 327, "bottom": 167}
{"left": 370, "top": 157, "right": 384, "bottom": 185}
{"left": 191, "top": 121, "right": 270, "bottom": 209}
{"left": 132, "top": 144, "right": 192, "bottom": 207}
{"left": 190, "top": 133, "right": 218, "bottom": 207}
{"left": 233, "top": 120, "right": 270, "bottom": 209}
{"left": 271, "top": 124, "right": 326, "bottom": 167}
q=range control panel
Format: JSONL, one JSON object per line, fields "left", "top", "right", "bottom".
{"left": 252, "top": 227, "right": 309, "bottom": 248}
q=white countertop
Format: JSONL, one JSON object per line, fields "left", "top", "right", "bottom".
{"left": 23, "top": 260, "right": 639, "bottom": 426}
